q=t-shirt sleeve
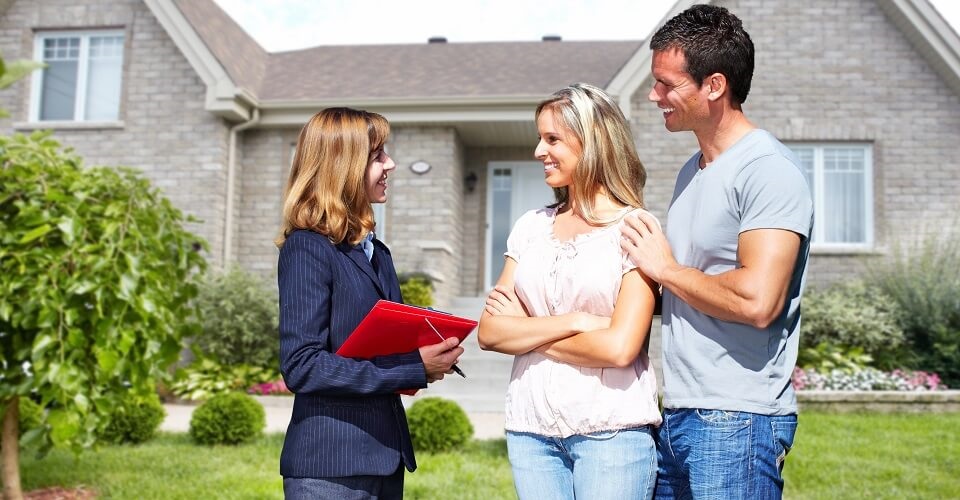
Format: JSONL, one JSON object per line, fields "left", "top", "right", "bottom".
{"left": 736, "top": 155, "right": 813, "bottom": 238}
{"left": 619, "top": 208, "right": 661, "bottom": 275}
{"left": 504, "top": 209, "right": 539, "bottom": 262}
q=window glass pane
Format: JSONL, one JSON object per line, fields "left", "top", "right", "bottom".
{"left": 84, "top": 35, "right": 123, "bottom": 120}
{"left": 40, "top": 60, "right": 78, "bottom": 120}
{"left": 823, "top": 148, "right": 866, "bottom": 243}
{"left": 489, "top": 169, "right": 513, "bottom": 286}
{"left": 790, "top": 146, "right": 815, "bottom": 202}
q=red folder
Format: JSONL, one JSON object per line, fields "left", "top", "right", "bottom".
{"left": 336, "top": 300, "right": 477, "bottom": 395}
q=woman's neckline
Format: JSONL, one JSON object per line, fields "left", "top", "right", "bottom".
{"left": 547, "top": 204, "right": 635, "bottom": 245}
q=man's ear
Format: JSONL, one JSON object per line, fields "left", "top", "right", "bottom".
{"left": 705, "top": 73, "right": 728, "bottom": 102}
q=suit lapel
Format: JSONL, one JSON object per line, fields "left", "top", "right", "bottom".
{"left": 338, "top": 242, "right": 385, "bottom": 298}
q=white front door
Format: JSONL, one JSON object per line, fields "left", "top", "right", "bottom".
{"left": 485, "top": 161, "right": 556, "bottom": 290}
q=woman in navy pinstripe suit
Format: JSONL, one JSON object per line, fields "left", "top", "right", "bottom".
{"left": 275, "top": 108, "right": 463, "bottom": 499}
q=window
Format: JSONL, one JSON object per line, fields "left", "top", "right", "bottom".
{"left": 788, "top": 143, "right": 873, "bottom": 248}
{"left": 31, "top": 31, "right": 125, "bottom": 122}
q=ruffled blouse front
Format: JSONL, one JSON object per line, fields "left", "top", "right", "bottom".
{"left": 503, "top": 206, "right": 661, "bottom": 438}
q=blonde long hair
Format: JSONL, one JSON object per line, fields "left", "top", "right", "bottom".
{"left": 536, "top": 83, "right": 646, "bottom": 224}
{"left": 275, "top": 107, "right": 389, "bottom": 247}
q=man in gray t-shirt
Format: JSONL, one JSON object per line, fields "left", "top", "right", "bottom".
{"left": 621, "top": 5, "right": 813, "bottom": 500}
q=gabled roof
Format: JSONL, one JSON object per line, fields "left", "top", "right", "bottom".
{"left": 173, "top": 0, "right": 267, "bottom": 96}
{"left": 148, "top": 0, "right": 960, "bottom": 124}
{"left": 259, "top": 40, "right": 642, "bottom": 102}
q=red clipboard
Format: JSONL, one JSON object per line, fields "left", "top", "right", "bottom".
{"left": 336, "top": 300, "right": 477, "bottom": 395}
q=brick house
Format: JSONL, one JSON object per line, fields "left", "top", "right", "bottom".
{"left": 2, "top": 0, "right": 959, "bottom": 307}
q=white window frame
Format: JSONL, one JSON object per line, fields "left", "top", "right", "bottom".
{"left": 29, "top": 29, "right": 125, "bottom": 123}
{"left": 788, "top": 142, "right": 874, "bottom": 252}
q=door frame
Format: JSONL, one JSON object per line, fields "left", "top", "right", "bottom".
{"left": 484, "top": 161, "right": 547, "bottom": 290}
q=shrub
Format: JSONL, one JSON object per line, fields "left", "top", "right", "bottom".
{"left": 799, "top": 342, "right": 873, "bottom": 374}
{"left": 171, "top": 358, "right": 280, "bottom": 401}
{"left": 399, "top": 273, "right": 434, "bottom": 308}
{"left": 193, "top": 268, "right": 278, "bottom": 368}
{"left": 189, "top": 392, "right": 265, "bottom": 445}
{"left": 866, "top": 229, "right": 960, "bottom": 385}
{"left": 98, "top": 393, "right": 165, "bottom": 445}
{"left": 800, "top": 282, "right": 904, "bottom": 368}
{"left": 407, "top": 397, "right": 472, "bottom": 453}
{"left": 17, "top": 397, "right": 43, "bottom": 438}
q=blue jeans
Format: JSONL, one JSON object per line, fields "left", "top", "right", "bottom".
{"left": 654, "top": 409, "right": 798, "bottom": 500}
{"left": 506, "top": 427, "right": 657, "bottom": 500}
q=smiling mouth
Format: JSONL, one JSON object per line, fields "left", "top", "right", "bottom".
{"left": 543, "top": 162, "right": 559, "bottom": 172}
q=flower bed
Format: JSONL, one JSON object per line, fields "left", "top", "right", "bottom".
{"left": 792, "top": 367, "right": 946, "bottom": 391}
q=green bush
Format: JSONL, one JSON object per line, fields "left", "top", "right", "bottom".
{"left": 98, "top": 393, "right": 165, "bottom": 445}
{"left": 193, "top": 268, "right": 278, "bottom": 368}
{"left": 866, "top": 229, "right": 960, "bottom": 386}
{"left": 189, "top": 392, "right": 265, "bottom": 445}
{"left": 399, "top": 273, "right": 434, "bottom": 308}
{"left": 799, "top": 342, "right": 873, "bottom": 373}
{"left": 17, "top": 397, "right": 43, "bottom": 438}
{"left": 800, "top": 282, "right": 904, "bottom": 368}
{"left": 171, "top": 358, "right": 280, "bottom": 401}
{"left": 407, "top": 397, "right": 472, "bottom": 453}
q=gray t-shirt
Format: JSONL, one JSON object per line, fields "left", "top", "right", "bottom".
{"left": 661, "top": 129, "right": 814, "bottom": 415}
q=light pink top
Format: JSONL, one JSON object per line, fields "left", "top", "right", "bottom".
{"left": 503, "top": 206, "right": 661, "bottom": 437}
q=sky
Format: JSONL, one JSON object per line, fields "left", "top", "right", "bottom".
{"left": 212, "top": 0, "right": 960, "bottom": 52}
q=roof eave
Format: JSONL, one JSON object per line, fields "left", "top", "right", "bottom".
{"left": 877, "top": 0, "right": 960, "bottom": 98}
{"left": 256, "top": 95, "right": 545, "bottom": 127}
{"left": 145, "top": 0, "right": 253, "bottom": 121}
{"left": 605, "top": 0, "right": 707, "bottom": 117}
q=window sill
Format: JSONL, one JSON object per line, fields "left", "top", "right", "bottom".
{"left": 13, "top": 121, "right": 125, "bottom": 131}
{"left": 810, "top": 245, "right": 883, "bottom": 256}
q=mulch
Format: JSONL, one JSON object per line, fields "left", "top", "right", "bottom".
{"left": 24, "top": 487, "right": 97, "bottom": 499}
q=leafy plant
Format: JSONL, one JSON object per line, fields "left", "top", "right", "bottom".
{"left": 0, "top": 130, "right": 206, "bottom": 495}
{"left": 399, "top": 272, "right": 434, "bottom": 308}
{"left": 171, "top": 358, "right": 280, "bottom": 401}
{"left": 798, "top": 342, "right": 873, "bottom": 374}
{"left": 866, "top": 229, "right": 960, "bottom": 385}
{"left": 97, "top": 392, "right": 165, "bottom": 445}
{"left": 192, "top": 267, "right": 278, "bottom": 368}
{"left": 800, "top": 282, "right": 903, "bottom": 368}
{"left": 189, "top": 392, "right": 265, "bottom": 445}
{"left": 407, "top": 397, "right": 473, "bottom": 453}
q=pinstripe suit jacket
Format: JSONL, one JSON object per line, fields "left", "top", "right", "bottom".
{"left": 278, "top": 229, "right": 427, "bottom": 478}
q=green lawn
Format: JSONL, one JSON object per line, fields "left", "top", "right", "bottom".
{"left": 16, "top": 412, "right": 960, "bottom": 499}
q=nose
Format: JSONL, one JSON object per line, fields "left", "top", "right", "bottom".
{"left": 648, "top": 85, "right": 659, "bottom": 103}
{"left": 383, "top": 154, "right": 396, "bottom": 171}
{"left": 534, "top": 139, "right": 547, "bottom": 160}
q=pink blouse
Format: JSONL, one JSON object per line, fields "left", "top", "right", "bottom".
{"left": 503, "top": 206, "right": 661, "bottom": 437}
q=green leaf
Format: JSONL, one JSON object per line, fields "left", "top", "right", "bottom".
{"left": 31, "top": 334, "right": 56, "bottom": 358}
{"left": 19, "top": 224, "right": 53, "bottom": 244}
{"left": 57, "top": 217, "right": 76, "bottom": 244}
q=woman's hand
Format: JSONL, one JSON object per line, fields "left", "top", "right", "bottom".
{"left": 485, "top": 285, "right": 528, "bottom": 317}
{"left": 419, "top": 336, "right": 464, "bottom": 383}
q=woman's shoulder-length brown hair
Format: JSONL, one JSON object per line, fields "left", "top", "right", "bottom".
{"left": 275, "top": 107, "right": 389, "bottom": 248}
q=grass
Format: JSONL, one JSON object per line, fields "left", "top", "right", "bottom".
{"left": 16, "top": 412, "right": 960, "bottom": 499}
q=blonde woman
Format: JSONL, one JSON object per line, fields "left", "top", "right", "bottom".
{"left": 478, "top": 84, "right": 660, "bottom": 500}
{"left": 276, "top": 107, "right": 462, "bottom": 499}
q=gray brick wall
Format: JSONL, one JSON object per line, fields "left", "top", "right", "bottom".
{"left": 387, "top": 126, "right": 465, "bottom": 307}
{"left": 0, "top": 0, "right": 231, "bottom": 265}
{"left": 236, "top": 125, "right": 468, "bottom": 306}
{"left": 632, "top": 0, "right": 960, "bottom": 288}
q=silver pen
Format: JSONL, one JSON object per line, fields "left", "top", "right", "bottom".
{"left": 424, "top": 318, "right": 466, "bottom": 378}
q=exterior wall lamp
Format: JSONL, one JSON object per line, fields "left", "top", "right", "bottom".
{"left": 464, "top": 172, "right": 478, "bottom": 193}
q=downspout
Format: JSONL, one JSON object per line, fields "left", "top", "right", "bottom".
{"left": 223, "top": 107, "right": 260, "bottom": 266}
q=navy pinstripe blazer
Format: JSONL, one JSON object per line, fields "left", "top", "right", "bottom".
{"left": 277, "top": 229, "right": 427, "bottom": 479}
